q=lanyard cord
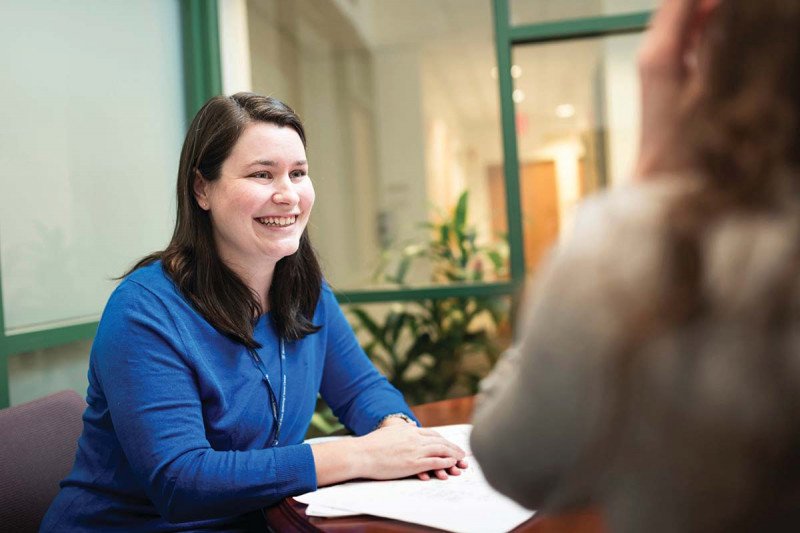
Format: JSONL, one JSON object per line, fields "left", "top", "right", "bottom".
{"left": 247, "top": 338, "right": 286, "bottom": 446}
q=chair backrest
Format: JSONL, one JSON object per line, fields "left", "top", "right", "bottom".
{"left": 0, "top": 389, "right": 86, "bottom": 532}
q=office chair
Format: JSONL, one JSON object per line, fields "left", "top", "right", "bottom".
{"left": 0, "top": 389, "right": 85, "bottom": 532}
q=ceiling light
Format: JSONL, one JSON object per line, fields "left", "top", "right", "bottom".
{"left": 512, "top": 89, "right": 525, "bottom": 103}
{"left": 555, "top": 104, "right": 575, "bottom": 118}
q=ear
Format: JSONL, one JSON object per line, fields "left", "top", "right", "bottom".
{"left": 193, "top": 170, "right": 211, "bottom": 210}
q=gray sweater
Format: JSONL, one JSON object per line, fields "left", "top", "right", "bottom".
{"left": 470, "top": 178, "right": 800, "bottom": 532}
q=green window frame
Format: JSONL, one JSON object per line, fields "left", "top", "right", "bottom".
{"left": 0, "top": 0, "right": 652, "bottom": 408}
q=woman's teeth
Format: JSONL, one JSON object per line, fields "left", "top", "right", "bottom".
{"left": 257, "top": 215, "right": 297, "bottom": 227}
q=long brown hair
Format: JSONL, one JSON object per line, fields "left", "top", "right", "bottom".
{"left": 125, "top": 93, "right": 322, "bottom": 346}
{"left": 605, "top": 1, "right": 800, "bottom": 529}
{"left": 665, "top": 0, "right": 800, "bottom": 360}
{"left": 659, "top": 0, "right": 800, "bottom": 330}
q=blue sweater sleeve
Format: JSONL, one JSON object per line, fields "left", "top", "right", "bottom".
{"left": 317, "top": 285, "right": 418, "bottom": 434}
{"left": 92, "top": 280, "right": 316, "bottom": 523}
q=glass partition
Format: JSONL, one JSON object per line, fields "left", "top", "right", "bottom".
{"left": 508, "top": 32, "right": 644, "bottom": 273}
{"left": 246, "top": 0, "right": 508, "bottom": 291}
{"left": 0, "top": 0, "right": 185, "bottom": 333}
{"left": 509, "top": 0, "right": 658, "bottom": 26}
{"left": 341, "top": 295, "right": 513, "bottom": 404}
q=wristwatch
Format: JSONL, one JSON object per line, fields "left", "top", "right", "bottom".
{"left": 377, "top": 412, "right": 417, "bottom": 428}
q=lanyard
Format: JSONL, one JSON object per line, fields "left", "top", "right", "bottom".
{"left": 247, "top": 338, "right": 286, "bottom": 446}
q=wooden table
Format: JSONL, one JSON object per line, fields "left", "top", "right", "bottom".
{"left": 265, "top": 396, "right": 605, "bottom": 532}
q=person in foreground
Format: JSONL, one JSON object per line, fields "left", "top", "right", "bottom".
{"left": 472, "top": 0, "right": 800, "bottom": 531}
{"left": 42, "top": 93, "right": 466, "bottom": 532}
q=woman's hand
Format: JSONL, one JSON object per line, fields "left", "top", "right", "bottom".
{"left": 416, "top": 458, "right": 469, "bottom": 481}
{"left": 311, "top": 424, "right": 467, "bottom": 487}
{"left": 635, "top": 0, "right": 719, "bottom": 178}
{"left": 377, "top": 416, "right": 469, "bottom": 481}
{"left": 356, "top": 424, "right": 467, "bottom": 481}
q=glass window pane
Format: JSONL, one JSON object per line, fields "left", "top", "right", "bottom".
{"left": 342, "top": 296, "right": 513, "bottom": 405}
{"left": 246, "top": 0, "right": 508, "bottom": 291}
{"left": 509, "top": 0, "right": 658, "bottom": 26}
{"left": 8, "top": 340, "right": 91, "bottom": 406}
{"left": 510, "top": 33, "right": 644, "bottom": 272}
{"left": 0, "top": 0, "right": 185, "bottom": 333}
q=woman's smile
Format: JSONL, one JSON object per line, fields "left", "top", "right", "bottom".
{"left": 255, "top": 214, "right": 299, "bottom": 227}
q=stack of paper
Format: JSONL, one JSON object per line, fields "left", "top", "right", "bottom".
{"left": 296, "top": 424, "right": 535, "bottom": 533}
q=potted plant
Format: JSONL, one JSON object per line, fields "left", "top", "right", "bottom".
{"left": 307, "top": 192, "right": 511, "bottom": 437}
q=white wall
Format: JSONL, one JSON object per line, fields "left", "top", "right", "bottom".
{"left": 373, "top": 47, "right": 429, "bottom": 255}
{"left": 602, "top": 33, "right": 644, "bottom": 185}
{"left": 219, "top": 0, "right": 253, "bottom": 94}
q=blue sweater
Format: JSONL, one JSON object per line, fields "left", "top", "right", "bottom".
{"left": 41, "top": 261, "right": 416, "bottom": 531}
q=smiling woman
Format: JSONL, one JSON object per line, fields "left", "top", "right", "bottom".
{"left": 40, "top": 93, "right": 467, "bottom": 532}
{"left": 129, "top": 94, "right": 322, "bottom": 346}
{"left": 193, "top": 122, "right": 315, "bottom": 312}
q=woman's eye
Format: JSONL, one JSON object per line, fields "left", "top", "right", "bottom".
{"left": 290, "top": 170, "right": 307, "bottom": 180}
{"left": 252, "top": 172, "right": 271, "bottom": 180}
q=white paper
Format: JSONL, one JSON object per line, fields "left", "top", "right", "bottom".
{"left": 304, "top": 503, "right": 361, "bottom": 517}
{"left": 296, "top": 424, "right": 535, "bottom": 532}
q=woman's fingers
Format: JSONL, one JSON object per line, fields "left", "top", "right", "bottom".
{"left": 418, "top": 431, "right": 466, "bottom": 457}
{"left": 422, "top": 442, "right": 466, "bottom": 461}
{"left": 634, "top": 0, "right": 710, "bottom": 178}
{"left": 418, "top": 462, "right": 467, "bottom": 481}
{"left": 653, "top": 0, "right": 701, "bottom": 36}
{"left": 421, "top": 456, "right": 459, "bottom": 471}
{"left": 639, "top": 0, "right": 700, "bottom": 79}
{"left": 356, "top": 424, "right": 469, "bottom": 481}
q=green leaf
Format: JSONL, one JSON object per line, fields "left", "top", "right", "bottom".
{"left": 471, "top": 266, "right": 483, "bottom": 281}
{"left": 392, "top": 312, "right": 413, "bottom": 345}
{"left": 309, "top": 412, "right": 343, "bottom": 434}
{"left": 406, "top": 332, "right": 433, "bottom": 359}
{"left": 349, "top": 308, "right": 383, "bottom": 341}
{"left": 454, "top": 191, "right": 468, "bottom": 233}
{"left": 487, "top": 250, "right": 504, "bottom": 271}
{"left": 395, "top": 255, "right": 412, "bottom": 284}
{"left": 349, "top": 187, "right": 512, "bottom": 404}
{"left": 384, "top": 310, "right": 403, "bottom": 344}
{"left": 439, "top": 223, "right": 451, "bottom": 247}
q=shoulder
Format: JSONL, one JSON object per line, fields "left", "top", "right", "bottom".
{"left": 311, "top": 280, "right": 357, "bottom": 338}
{"left": 101, "top": 260, "right": 187, "bottom": 328}
{"left": 572, "top": 177, "right": 694, "bottom": 243}
{"left": 554, "top": 178, "right": 695, "bottom": 272}
{"left": 522, "top": 179, "right": 697, "bottom": 325}
{"left": 319, "top": 280, "right": 335, "bottom": 301}
{"left": 123, "top": 260, "right": 177, "bottom": 296}
{"left": 314, "top": 280, "right": 339, "bottom": 319}
{"left": 92, "top": 264, "right": 184, "bottom": 364}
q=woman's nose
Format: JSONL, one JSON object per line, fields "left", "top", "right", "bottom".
{"left": 272, "top": 176, "right": 299, "bottom": 205}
